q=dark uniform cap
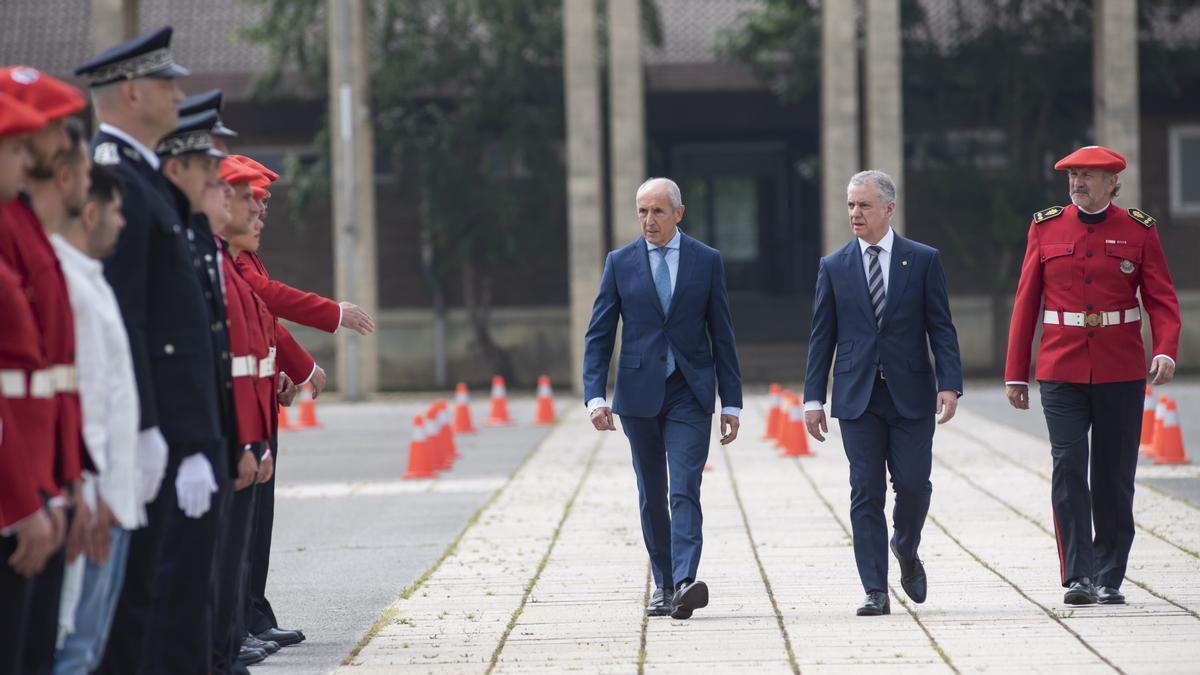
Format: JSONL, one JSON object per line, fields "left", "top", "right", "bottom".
{"left": 74, "top": 26, "right": 190, "bottom": 87}
{"left": 155, "top": 110, "right": 227, "bottom": 159}
{"left": 180, "top": 89, "right": 238, "bottom": 137}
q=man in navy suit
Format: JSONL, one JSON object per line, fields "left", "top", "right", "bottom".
{"left": 803, "top": 170, "right": 962, "bottom": 616}
{"left": 583, "top": 177, "right": 743, "bottom": 620}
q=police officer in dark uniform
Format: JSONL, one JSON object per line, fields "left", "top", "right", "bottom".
{"left": 75, "top": 27, "right": 232, "bottom": 675}
{"left": 1005, "top": 145, "right": 1181, "bottom": 606}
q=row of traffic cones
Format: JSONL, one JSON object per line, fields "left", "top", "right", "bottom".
{"left": 278, "top": 383, "right": 320, "bottom": 430}
{"left": 763, "top": 383, "right": 812, "bottom": 457}
{"left": 404, "top": 375, "right": 559, "bottom": 480}
{"left": 1139, "top": 387, "right": 1189, "bottom": 465}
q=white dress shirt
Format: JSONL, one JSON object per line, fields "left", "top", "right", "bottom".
{"left": 805, "top": 228, "right": 895, "bottom": 412}
{"left": 52, "top": 235, "right": 145, "bottom": 529}
{"left": 588, "top": 229, "right": 740, "bottom": 418}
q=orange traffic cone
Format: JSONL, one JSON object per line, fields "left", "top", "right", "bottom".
{"left": 427, "top": 403, "right": 450, "bottom": 470}
{"left": 534, "top": 375, "right": 556, "bottom": 426}
{"left": 1139, "top": 386, "right": 1157, "bottom": 455}
{"left": 453, "top": 382, "right": 477, "bottom": 433}
{"left": 296, "top": 384, "right": 319, "bottom": 428}
{"left": 278, "top": 404, "right": 293, "bottom": 431}
{"left": 779, "top": 395, "right": 811, "bottom": 457}
{"left": 763, "top": 383, "right": 782, "bottom": 440}
{"left": 486, "top": 375, "right": 513, "bottom": 426}
{"left": 1150, "top": 395, "right": 1170, "bottom": 459}
{"left": 403, "top": 415, "right": 438, "bottom": 479}
{"left": 774, "top": 392, "right": 794, "bottom": 449}
{"left": 1153, "top": 399, "right": 1189, "bottom": 465}
{"left": 438, "top": 400, "right": 459, "bottom": 463}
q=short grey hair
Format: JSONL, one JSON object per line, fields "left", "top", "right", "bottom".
{"left": 636, "top": 177, "right": 683, "bottom": 210}
{"left": 848, "top": 170, "right": 897, "bottom": 205}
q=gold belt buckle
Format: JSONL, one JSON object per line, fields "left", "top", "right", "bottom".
{"left": 1085, "top": 312, "right": 1102, "bottom": 327}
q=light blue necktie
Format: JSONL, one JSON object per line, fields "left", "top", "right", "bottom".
{"left": 654, "top": 247, "right": 675, "bottom": 377}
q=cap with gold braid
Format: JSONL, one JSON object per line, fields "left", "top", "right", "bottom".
{"left": 74, "top": 26, "right": 190, "bottom": 88}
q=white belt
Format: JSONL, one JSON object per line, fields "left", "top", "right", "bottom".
{"left": 0, "top": 369, "right": 54, "bottom": 399}
{"left": 50, "top": 364, "right": 77, "bottom": 393}
{"left": 258, "top": 347, "right": 276, "bottom": 378}
{"left": 1043, "top": 306, "right": 1141, "bottom": 328}
{"left": 231, "top": 355, "right": 259, "bottom": 378}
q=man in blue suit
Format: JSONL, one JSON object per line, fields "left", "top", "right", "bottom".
{"left": 583, "top": 177, "right": 743, "bottom": 620}
{"left": 803, "top": 170, "right": 962, "bottom": 616}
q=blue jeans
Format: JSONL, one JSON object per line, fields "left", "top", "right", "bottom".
{"left": 53, "top": 527, "right": 131, "bottom": 675}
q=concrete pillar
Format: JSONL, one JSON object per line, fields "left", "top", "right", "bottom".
{"left": 564, "top": 0, "right": 604, "bottom": 395}
{"left": 1094, "top": 0, "right": 1140, "bottom": 208}
{"left": 864, "top": 0, "right": 904, "bottom": 231}
{"left": 607, "top": 0, "right": 646, "bottom": 245}
{"left": 821, "top": 1, "right": 860, "bottom": 253}
{"left": 90, "top": 0, "right": 138, "bottom": 54}
{"left": 328, "top": 0, "right": 379, "bottom": 398}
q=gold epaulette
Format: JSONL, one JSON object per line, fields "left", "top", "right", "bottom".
{"left": 1033, "top": 206, "right": 1064, "bottom": 223}
{"left": 1127, "top": 208, "right": 1156, "bottom": 228}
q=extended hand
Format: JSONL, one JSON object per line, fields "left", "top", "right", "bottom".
{"left": 1006, "top": 384, "right": 1029, "bottom": 410}
{"left": 277, "top": 373, "right": 297, "bottom": 406}
{"left": 590, "top": 406, "right": 616, "bottom": 431}
{"left": 340, "top": 302, "right": 376, "bottom": 335}
{"left": 936, "top": 390, "right": 959, "bottom": 424}
{"left": 1150, "top": 356, "right": 1176, "bottom": 386}
{"left": 310, "top": 365, "right": 327, "bottom": 399}
{"left": 720, "top": 414, "right": 739, "bottom": 445}
{"left": 805, "top": 409, "right": 828, "bottom": 442}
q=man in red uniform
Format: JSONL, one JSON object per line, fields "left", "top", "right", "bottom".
{"left": 1005, "top": 145, "right": 1181, "bottom": 606}
{"left": 0, "top": 65, "right": 90, "bottom": 673}
{"left": 0, "top": 91, "right": 61, "bottom": 675}
{"left": 205, "top": 159, "right": 277, "bottom": 673}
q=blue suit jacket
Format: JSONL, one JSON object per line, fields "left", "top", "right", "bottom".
{"left": 583, "top": 233, "right": 743, "bottom": 417}
{"left": 803, "top": 234, "right": 963, "bottom": 420}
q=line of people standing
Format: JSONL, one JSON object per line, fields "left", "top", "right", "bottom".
{"left": 1, "top": 25, "right": 374, "bottom": 675}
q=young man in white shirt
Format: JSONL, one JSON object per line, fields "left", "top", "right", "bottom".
{"left": 52, "top": 159, "right": 162, "bottom": 674}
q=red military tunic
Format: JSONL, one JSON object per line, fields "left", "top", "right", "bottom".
{"left": 234, "top": 251, "right": 318, "bottom": 388}
{"left": 221, "top": 243, "right": 272, "bottom": 447}
{"left": 0, "top": 195, "right": 84, "bottom": 491}
{"left": 0, "top": 259, "right": 48, "bottom": 527}
{"left": 235, "top": 251, "right": 341, "bottom": 334}
{"left": 1006, "top": 203, "right": 1181, "bottom": 384}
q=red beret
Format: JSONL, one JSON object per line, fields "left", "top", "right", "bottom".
{"left": 218, "top": 158, "right": 259, "bottom": 186}
{"left": 228, "top": 154, "right": 280, "bottom": 182}
{"left": 0, "top": 92, "right": 48, "bottom": 137}
{"left": 1054, "top": 145, "right": 1126, "bottom": 173}
{"left": 0, "top": 66, "right": 86, "bottom": 121}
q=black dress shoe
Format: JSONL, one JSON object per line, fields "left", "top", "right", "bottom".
{"left": 237, "top": 646, "right": 267, "bottom": 666}
{"left": 1064, "top": 577, "right": 1098, "bottom": 605}
{"left": 670, "top": 580, "right": 709, "bottom": 620}
{"left": 856, "top": 591, "right": 891, "bottom": 616}
{"left": 647, "top": 588, "right": 672, "bottom": 617}
{"left": 256, "top": 626, "right": 304, "bottom": 647}
{"left": 1096, "top": 586, "right": 1126, "bottom": 605}
{"left": 244, "top": 634, "right": 281, "bottom": 654}
{"left": 890, "top": 539, "right": 927, "bottom": 604}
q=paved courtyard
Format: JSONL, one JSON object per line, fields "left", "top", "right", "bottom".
{"left": 307, "top": 386, "right": 1200, "bottom": 674}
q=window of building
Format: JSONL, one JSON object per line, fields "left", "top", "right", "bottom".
{"left": 1169, "top": 125, "right": 1200, "bottom": 217}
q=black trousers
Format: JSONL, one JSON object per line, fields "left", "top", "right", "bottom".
{"left": 245, "top": 433, "right": 279, "bottom": 635}
{"left": 1040, "top": 379, "right": 1143, "bottom": 589}
{"left": 0, "top": 536, "right": 35, "bottom": 675}
{"left": 98, "top": 449, "right": 229, "bottom": 675}
{"left": 212, "top": 466, "right": 258, "bottom": 674}
{"left": 838, "top": 375, "right": 935, "bottom": 594}
{"left": 22, "top": 505, "right": 70, "bottom": 675}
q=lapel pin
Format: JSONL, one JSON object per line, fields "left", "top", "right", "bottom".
{"left": 901, "top": 260, "right": 908, "bottom": 267}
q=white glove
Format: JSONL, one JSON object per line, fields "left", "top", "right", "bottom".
{"left": 175, "top": 453, "right": 218, "bottom": 519}
{"left": 136, "top": 427, "right": 169, "bottom": 503}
